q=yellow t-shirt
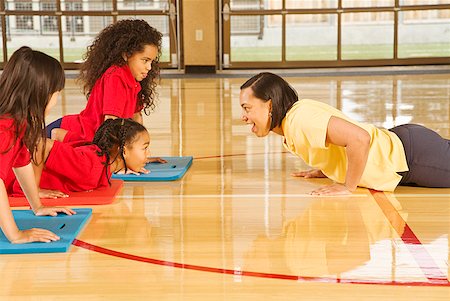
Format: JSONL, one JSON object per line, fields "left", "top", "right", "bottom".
{"left": 282, "top": 99, "right": 408, "bottom": 191}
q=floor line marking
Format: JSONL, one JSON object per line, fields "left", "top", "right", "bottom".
{"left": 72, "top": 239, "right": 449, "bottom": 286}
{"left": 370, "top": 190, "right": 449, "bottom": 285}
{"left": 117, "top": 193, "right": 368, "bottom": 199}
{"left": 193, "top": 151, "right": 289, "bottom": 160}
{"left": 392, "top": 194, "right": 450, "bottom": 198}
{"left": 72, "top": 189, "right": 450, "bottom": 287}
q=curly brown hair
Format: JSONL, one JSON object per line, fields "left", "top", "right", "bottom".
{"left": 78, "top": 19, "right": 162, "bottom": 114}
{"left": 93, "top": 118, "right": 148, "bottom": 183}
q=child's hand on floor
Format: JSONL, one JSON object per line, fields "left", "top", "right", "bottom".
{"left": 39, "top": 189, "right": 69, "bottom": 199}
{"left": 34, "top": 206, "right": 76, "bottom": 217}
{"left": 115, "top": 167, "right": 150, "bottom": 175}
{"left": 147, "top": 157, "right": 167, "bottom": 164}
{"left": 11, "top": 228, "right": 61, "bottom": 244}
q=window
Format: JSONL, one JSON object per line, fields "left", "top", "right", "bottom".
{"left": 42, "top": 2, "right": 58, "bottom": 33}
{"left": 65, "top": 1, "right": 85, "bottom": 33}
{"left": 15, "top": 2, "right": 34, "bottom": 31}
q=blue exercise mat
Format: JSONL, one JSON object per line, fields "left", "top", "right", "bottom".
{"left": 0, "top": 208, "right": 92, "bottom": 254}
{"left": 112, "top": 156, "right": 193, "bottom": 181}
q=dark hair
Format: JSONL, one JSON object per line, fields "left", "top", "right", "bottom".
{"left": 78, "top": 19, "right": 162, "bottom": 114}
{"left": 240, "top": 72, "right": 298, "bottom": 130}
{"left": 92, "top": 118, "right": 148, "bottom": 182}
{"left": 0, "top": 46, "right": 65, "bottom": 160}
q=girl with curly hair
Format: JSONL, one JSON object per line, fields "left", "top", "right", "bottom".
{"left": 7, "top": 119, "right": 150, "bottom": 196}
{"left": 48, "top": 19, "right": 162, "bottom": 143}
{"left": 0, "top": 47, "right": 75, "bottom": 244}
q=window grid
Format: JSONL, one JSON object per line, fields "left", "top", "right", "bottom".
{"left": 0, "top": 0, "right": 177, "bottom": 69}
{"left": 223, "top": 0, "right": 450, "bottom": 68}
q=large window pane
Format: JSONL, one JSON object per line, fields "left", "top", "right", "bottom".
{"left": 61, "top": 0, "right": 113, "bottom": 11}
{"left": 342, "top": 12, "right": 394, "bottom": 59}
{"left": 6, "top": 15, "right": 59, "bottom": 60}
{"left": 62, "top": 16, "right": 113, "bottom": 62}
{"left": 231, "top": 15, "right": 282, "bottom": 62}
{"left": 286, "top": 0, "right": 338, "bottom": 9}
{"left": 398, "top": 10, "right": 450, "bottom": 58}
{"left": 342, "top": 0, "right": 394, "bottom": 7}
{"left": 230, "top": 0, "right": 282, "bottom": 10}
{"left": 286, "top": 14, "right": 337, "bottom": 61}
{"left": 117, "top": 15, "right": 170, "bottom": 63}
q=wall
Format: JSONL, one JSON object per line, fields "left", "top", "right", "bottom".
{"left": 182, "top": 0, "right": 217, "bottom": 68}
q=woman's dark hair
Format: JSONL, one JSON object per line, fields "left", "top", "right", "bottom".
{"left": 92, "top": 118, "right": 148, "bottom": 182}
{"left": 78, "top": 19, "right": 162, "bottom": 114}
{"left": 0, "top": 46, "right": 65, "bottom": 161}
{"left": 240, "top": 72, "right": 298, "bottom": 130}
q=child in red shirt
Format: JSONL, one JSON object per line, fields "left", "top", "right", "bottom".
{"left": 48, "top": 19, "right": 162, "bottom": 143}
{"left": 7, "top": 119, "right": 150, "bottom": 196}
{"left": 0, "top": 47, "right": 75, "bottom": 244}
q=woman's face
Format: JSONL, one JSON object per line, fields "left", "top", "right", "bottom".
{"left": 125, "top": 44, "right": 158, "bottom": 82}
{"left": 123, "top": 131, "right": 151, "bottom": 172}
{"left": 239, "top": 87, "right": 272, "bottom": 137}
{"left": 45, "top": 91, "right": 60, "bottom": 117}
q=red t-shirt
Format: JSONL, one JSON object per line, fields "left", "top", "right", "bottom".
{"left": 8, "top": 141, "right": 111, "bottom": 196}
{"left": 61, "top": 64, "right": 142, "bottom": 143}
{"left": 0, "top": 118, "right": 31, "bottom": 192}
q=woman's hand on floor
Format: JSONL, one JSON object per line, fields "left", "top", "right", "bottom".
{"left": 310, "top": 183, "right": 353, "bottom": 196}
{"left": 291, "top": 169, "right": 327, "bottom": 178}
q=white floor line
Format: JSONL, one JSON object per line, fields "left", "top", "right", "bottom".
{"left": 392, "top": 194, "right": 450, "bottom": 198}
{"left": 117, "top": 193, "right": 368, "bottom": 199}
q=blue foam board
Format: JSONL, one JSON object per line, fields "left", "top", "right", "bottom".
{"left": 112, "top": 156, "right": 193, "bottom": 181}
{"left": 0, "top": 208, "right": 92, "bottom": 254}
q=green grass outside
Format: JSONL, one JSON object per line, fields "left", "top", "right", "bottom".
{"left": 1, "top": 43, "right": 448, "bottom": 64}
{"left": 231, "top": 43, "right": 450, "bottom": 62}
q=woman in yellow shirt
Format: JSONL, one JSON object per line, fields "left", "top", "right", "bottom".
{"left": 239, "top": 72, "right": 450, "bottom": 195}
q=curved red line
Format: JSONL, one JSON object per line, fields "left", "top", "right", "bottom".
{"left": 72, "top": 239, "right": 449, "bottom": 286}
{"left": 69, "top": 154, "right": 449, "bottom": 287}
{"left": 369, "top": 190, "right": 449, "bottom": 284}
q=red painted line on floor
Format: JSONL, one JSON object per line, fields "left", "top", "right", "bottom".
{"left": 69, "top": 164, "right": 449, "bottom": 287}
{"left": 72, "top": 238, "right": 449, "bottom": 286}
{"left": 369, "top": 190, "right": 449, "bottom": 285}
{"left": 194, "top": 151, "right": 289, "bottom": 160}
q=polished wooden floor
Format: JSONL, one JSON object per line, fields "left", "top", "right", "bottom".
{"left": 1, "top": 71, "right": 449, "bottom": 300}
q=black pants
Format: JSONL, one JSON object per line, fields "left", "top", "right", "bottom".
{"left": 389, "top": 124, "right": 450, "bottom": 188}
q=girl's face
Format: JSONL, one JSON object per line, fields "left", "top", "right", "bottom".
{"left": 123, "top": 131, "right": 151, "bottom": 172}
{"left": 125, "top": 44, "right": 158, "bottom": 82}
{"left": 45, "top": 91, "right": 60, "bottom": 117}
{"left": 239, "top": 87, "right": 272, "bottom": 137}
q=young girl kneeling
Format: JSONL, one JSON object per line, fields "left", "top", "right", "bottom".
{"left": 0, "top": 47, "right": 75, "bottom": 244}
{"left": 49, "top": 19, "right": 162, "bottom": 143}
